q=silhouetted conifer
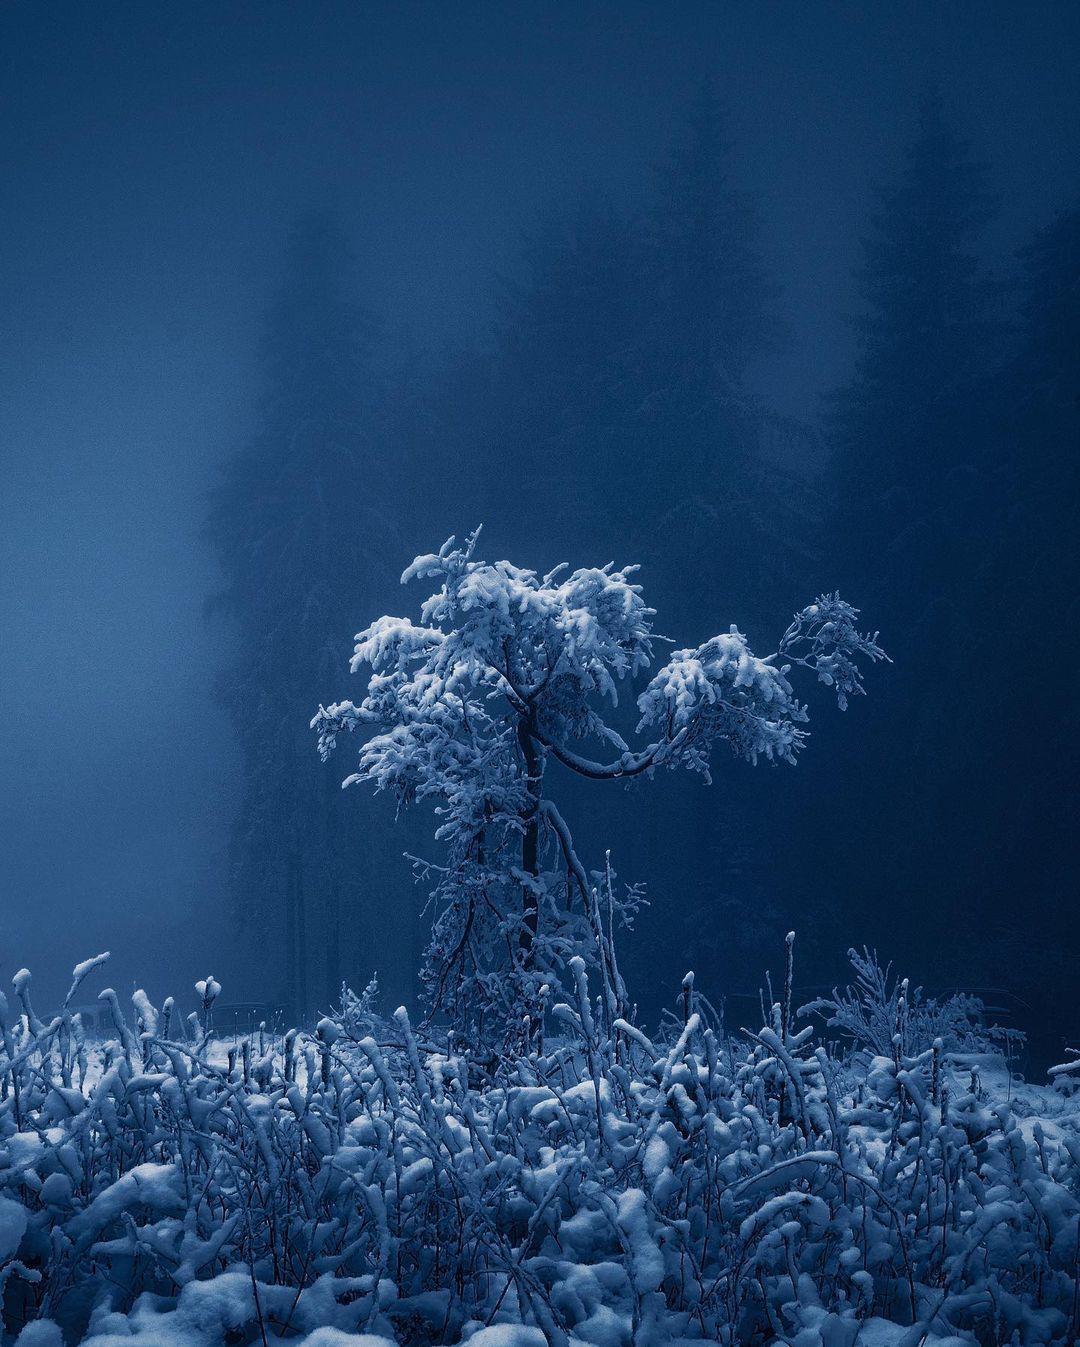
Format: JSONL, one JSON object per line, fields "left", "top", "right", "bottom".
{"left": 205, "top": 214, "right": 401, "bottom": 1016}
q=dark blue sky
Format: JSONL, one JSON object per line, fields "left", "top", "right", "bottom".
{"left": 1, "top": 1, "right": 1077, "bottom": 1002}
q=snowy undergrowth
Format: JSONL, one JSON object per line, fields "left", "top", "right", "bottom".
{"left": 1, "top": 951, "right": 1078, "bottom": 1347}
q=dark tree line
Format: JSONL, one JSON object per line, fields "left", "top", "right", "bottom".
{"left": 805, "top": 94, "right": 1079, "bottom": 1062}
{"left": 207, "top": 93, "right": 1078, "bottom": 1055}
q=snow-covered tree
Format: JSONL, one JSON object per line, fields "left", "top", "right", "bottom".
{"left": 314, "top": 529, "right": 886, "bottom": 1049}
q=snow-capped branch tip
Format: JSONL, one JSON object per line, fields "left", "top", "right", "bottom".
{"left": 63, "top": 952, "right": 111, "bottom": 1009}
{"left": 400, "top": 525, "right": 483, "bottom": 586}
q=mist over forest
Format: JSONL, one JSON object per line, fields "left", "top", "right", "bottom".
{"left": 2, "top": 6, "right": 1080, "bottom": 1345}
{"left": 5, "top": 2, "right": 1076, "bottom": 1062}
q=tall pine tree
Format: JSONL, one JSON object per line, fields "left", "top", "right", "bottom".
{"left": 480, "top": 194, "right": 647, "bottom": 563}
{"left": 827, "top": 90, "right": 997, "bottom": 603}
{"left": 813, "top": 94, "right": 1006, "bottom": 990}
{"left": 206, "top": 214, "right": 403, "bottom": 1017}
{"left": 447, "top": 90, "right": 819, "bottom": 1005}
{"left": 627, "top": 88, "right": 821, "bottom": 985}
{"left": 969, "top": 207, "right": 1080, "bottom": 1053}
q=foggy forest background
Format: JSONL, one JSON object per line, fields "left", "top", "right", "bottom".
{"left": 211, "top": 89, "right": 1078, "bottom": 1065}
{"left": 2, "top": 7, "right": 1078, "bottom": 1069}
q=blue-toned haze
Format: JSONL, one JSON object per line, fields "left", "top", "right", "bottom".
{"left": 1, "top": 3, "right": 1077, "bottom": 1056}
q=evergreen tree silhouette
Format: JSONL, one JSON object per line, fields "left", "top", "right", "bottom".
{"left": 970, "top": 206, "right": 1080, "bottom": 1056}
{"left": 436, "top": 90, "right": 820, "bottom": 1007}
{"left": 482, "top": 194, "right": 646, "bottom": 561}
{"left": 636, "top": 83, "right": 805, "bottom": 633}
{"left": 206, "top": 214, "right": 401, "bottom": 1017}
{"left": 827, "top": 90, "right": 998, "bottom": 605}
{"left": 812, "top": 94, "right": 1011, "bottom": 995}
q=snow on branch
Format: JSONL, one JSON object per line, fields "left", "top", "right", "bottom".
{"left": 315, "top": 532, "right": 887, "bottom": 1039}
{"left": 775, "top": 592, "right": 890, "bottom": 710}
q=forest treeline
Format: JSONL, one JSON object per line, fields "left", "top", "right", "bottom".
{"left": 205, "top": 91, "right": 1079, "bottom": 1063}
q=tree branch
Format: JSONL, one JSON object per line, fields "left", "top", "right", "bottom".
{"left": 534, "top": 726, "right": 689, "bottom": 781}
{"left": 539, "top": 800, "right": 590, "bottom": 906}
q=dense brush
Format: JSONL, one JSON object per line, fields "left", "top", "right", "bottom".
{"left": 0, "top": 944, "right": 1077, "bottom": 1346}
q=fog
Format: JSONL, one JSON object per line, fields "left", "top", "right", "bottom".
{"left": 2, "top": 2, "right": 1077, "bottom": 1065}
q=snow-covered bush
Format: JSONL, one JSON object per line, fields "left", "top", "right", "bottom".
{"left": 800, "top": 946, "right": 1026, "bottom": 1060}
{"left": 1049, "top": 1049, "right": 1080, "bottom": 1097}
{"left": 1, "top": 946, "right": 1077, "bottom": 1347}
{"left": 327, "top": 974, "right": 384, "bottom": 1044}
{"left": 313, "top": 531, "right": 887, "bottom": 1047}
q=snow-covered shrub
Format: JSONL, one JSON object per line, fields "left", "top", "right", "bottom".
{"left": 800, "top": 946, "right": 1026, "bottom": 1060}
{"left": 1, "top": 945, "right": 1077, "bottom": 1347}
{"left": 313, "top": 531, "right": 887, "bottom": 1047}
{"left": 1049, "top": 1048, "right": 1080, "bottom": 1097}
{"left": 328, "top": 974, "right": 384, "bottom": 1042}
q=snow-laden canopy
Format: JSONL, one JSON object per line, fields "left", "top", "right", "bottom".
{"left": 313, "top": 529, "right": 886, "bottom": 1041}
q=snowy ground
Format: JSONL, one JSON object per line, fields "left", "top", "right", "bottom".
{"left": 3, "top": 976, "right": 1079, "bottom": 1347}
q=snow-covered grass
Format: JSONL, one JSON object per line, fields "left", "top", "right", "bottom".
{"left": 1, "top": 951, "right": 1078, "bottom": 1347}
